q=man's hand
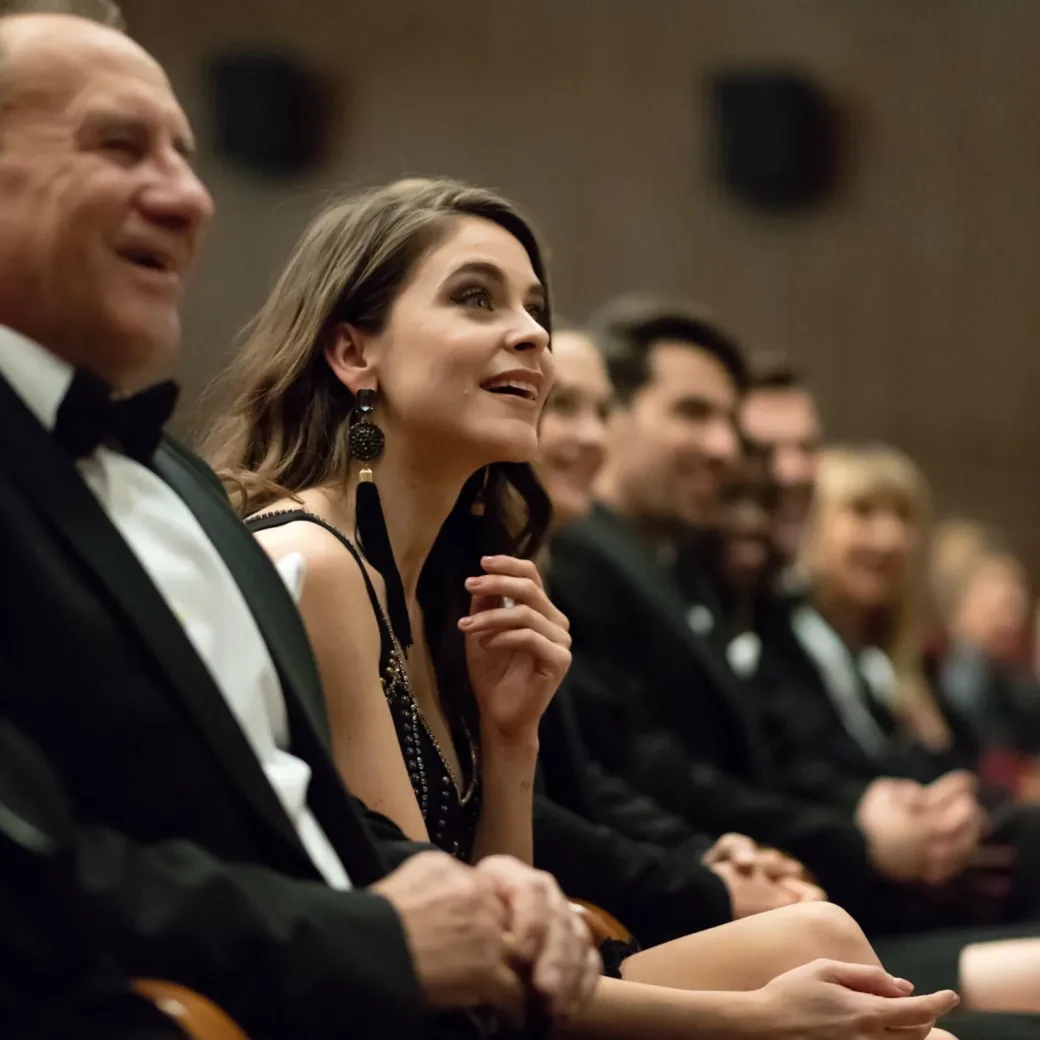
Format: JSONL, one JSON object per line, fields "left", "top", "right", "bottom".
{"left": 857, "top": 775, "right": 986, "bottom": 885}
{"left": 475, "top": 856, "right": 601, "bottom": 1020}
{"left": 856, "top": 778, "right": 932, "bottom": 882}
{"left": 372, "top": 851, "right": 526, "bottom": 1016}
{"left": 920, "top": 771, "right": 987, "bottom": 884}
{"left": 704, "top": 834, "right": 826, "bottom": 915}
{"left": 754, "top": 959, "right": 959, "bottom": 1039}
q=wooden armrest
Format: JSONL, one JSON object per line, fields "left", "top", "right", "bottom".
{"left": 570, "top": 899, "right": 633, "bottom": 944}
{"left": 133, "top": 980, "right": 248, "bottom": 1040}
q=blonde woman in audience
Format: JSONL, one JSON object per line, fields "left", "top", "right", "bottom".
{"left": 757, "top": 443, "right": 1040, "bottom": 1013}
{"left": 205, "top": 178, "right": 960, "bottom": 1038}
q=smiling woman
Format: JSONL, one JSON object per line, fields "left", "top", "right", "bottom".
{"left": 204, "top": 178, "right": 559, "bottom": 869}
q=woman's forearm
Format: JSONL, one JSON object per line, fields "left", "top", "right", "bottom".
{"left": 560, "top": 977, "right": 770, "bottom": 1040}
{"left": 472, "top": 730, "right": 539, "bottom": 863}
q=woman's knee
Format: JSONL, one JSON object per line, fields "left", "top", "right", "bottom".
{"left": 779, "top": 901, "right": 876, "bottom": 965}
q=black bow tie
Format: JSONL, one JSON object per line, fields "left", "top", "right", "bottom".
{"left": 52, "top": 370, "right": 179, "bottom": 464}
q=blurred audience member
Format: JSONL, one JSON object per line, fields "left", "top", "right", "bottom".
{"left": 929, "top": 521, "right": 1040, "bottom": 774}
{"left": 536, "top": 328, "right": 824, "bottom": 935}
{"left": 549, "top": 301, "right": 1040, "bottom": 1010}
{"left": 692, "top": 442, "right": 781, "bottom": 676}
{"left": 740, "top": 356, "right": 823, "bottom": 563}
{"left": 932, "top": 521, "right": 1032, "bottom": 668}
{"left": 757, "top": 447, "right": 1040, "bottom": 938}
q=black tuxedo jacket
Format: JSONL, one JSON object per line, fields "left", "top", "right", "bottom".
{"left": 534, "top": 687, "right": 731, "bottom": 948}
{"left": 548, "top": 505, "right": 877, "bottom": 913}
{"left": 0, "top": 375, "right": 429, "bottom": 1040}
{"left": 0, "top": 720, "right": 184, "bottom": 1040}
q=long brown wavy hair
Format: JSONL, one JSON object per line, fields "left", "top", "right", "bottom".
{"left": 201, "top": 178, "right": 553, "bottom": 732}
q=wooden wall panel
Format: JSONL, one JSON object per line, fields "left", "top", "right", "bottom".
{"left": 122, "top": 0, "right": 1040, "bottom": 563}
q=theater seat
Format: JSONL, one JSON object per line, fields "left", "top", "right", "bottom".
{"left": 134, "top": 980, "right": 248, "bottom": 1040}
{"left": 570, "top": 899, "right": 634, "bottom": 944}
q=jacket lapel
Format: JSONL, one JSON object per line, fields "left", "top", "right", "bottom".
{"left": 150, "top": 443, "right": 394, "bottom": 880}
{"left": 153, "top": 440, "right": 333, "bottom": 756}
{"left": 0, "top": 378, "right": 306, "bottom": 857}
{"left": 585, "top": 505, "right": 774, "bottom": 778}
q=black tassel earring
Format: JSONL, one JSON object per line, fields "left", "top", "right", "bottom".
{"left": 349, "top": 389, "right": 412, "bottom": 653}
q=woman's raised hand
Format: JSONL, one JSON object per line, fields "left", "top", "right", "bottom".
{"left": 459, "top": 556, "right": 571, "bottom": 741}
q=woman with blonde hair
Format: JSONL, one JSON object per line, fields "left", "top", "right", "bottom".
{"left": 202, "top": 179, "right": 965, "bottom": 1038}
{"left": 756, "top": 442, "right": 1040, "bottom": 1011}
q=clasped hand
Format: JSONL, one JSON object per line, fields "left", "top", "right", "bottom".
{"left": 373, "top": 851, "right": 600, "bottom": 1023}
{"left": 858, "top": 770, "right": 989, "bottom": 884}
{"left": 704, "top": 833, "right": 827, "bottom": 918}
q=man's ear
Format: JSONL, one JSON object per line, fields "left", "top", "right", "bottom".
{"left": 325, "top": 322, "right": 378, "bottom": 394}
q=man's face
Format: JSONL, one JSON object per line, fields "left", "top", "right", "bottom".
{"left": 0, "top": 20, "right": 213, "bottom": 387}
{"left": 608, "top": 341, "right": 740, "bottom": 529}
{"left": 741, "top": 386, "right": 822, "bottom": 560}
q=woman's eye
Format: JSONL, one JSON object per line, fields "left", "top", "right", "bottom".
{"left": 526, "top": 303, "right": 548, "bottom": 326}
{"left": 455, "top": 286, "right": 494, "bottom": 310}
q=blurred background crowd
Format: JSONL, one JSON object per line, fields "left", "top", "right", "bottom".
{"left": 127, "top": 0, "right": 1040, "bottom": 783}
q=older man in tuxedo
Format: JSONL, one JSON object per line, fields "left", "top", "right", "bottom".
{"left": 0, "top": 11, "right": 597, "bottom": 1039}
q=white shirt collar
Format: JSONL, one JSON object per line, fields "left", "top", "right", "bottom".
{"left": 0, "top": 324, "right": 75, "bottom": 432}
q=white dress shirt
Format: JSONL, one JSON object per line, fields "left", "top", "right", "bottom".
{"left": 0, "top": 325, "right": 351, "bottom": 890}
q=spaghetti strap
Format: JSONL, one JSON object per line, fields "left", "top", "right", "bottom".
{"left": 246, "top": 506, "right": 481, "bottom": 861}
{"left": 246, "top": 509, "right": 386, "bottom": 633}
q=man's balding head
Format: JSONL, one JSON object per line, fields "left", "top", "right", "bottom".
{"left": 0, "top": 12, "right": 146, "bottom": 124}
{"left": 0, "top": 10, "right": 212, "bottom": 388}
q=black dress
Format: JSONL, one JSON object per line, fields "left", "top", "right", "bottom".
{"left": 248, "top": 509, "right": 638, "bottom": 978}
{"left": 248, "top": 509, "right": 482, "bottom": 862}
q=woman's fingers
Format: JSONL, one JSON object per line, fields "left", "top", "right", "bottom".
{"left": 465, "top": 573, "right": 569, "bottom": 630}
{"left": 460, "top": 603, "right": 571, "bottom": 648}
{"left": 473, "top": 629, "right": 572, "bottom": 672}
{"left": 480, "top": 555, "right": 545, "bottom": 588}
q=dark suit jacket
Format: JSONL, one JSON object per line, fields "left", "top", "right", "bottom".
{"left": 534, "top": 687, "right": 731, "bottom": 948}
{"left": 0, "top": 721, "right": 184, "bottom": 1040}
{"left": 0, "top": 375, "right": 429, "bottom": 1040}
{"left": 755, "top": 598, "right": 978, "bottom": 815}
{"left": 548, "top": 505, "right": 877, "bottom": 913}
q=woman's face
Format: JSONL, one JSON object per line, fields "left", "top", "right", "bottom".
{"left": 537, "top": 331, "right": 613, "bottom": 526}
{"left": 953, "top": 555, "right": 1030, "bottom": 662}
{"left": 720, "top": 454, "right": 776, "bottom": 589}
{"left": 353, "top": 215, "right": 554, "bottom": 467}
{"left": 812, "top": 492, "right": 918, "bottom": 609}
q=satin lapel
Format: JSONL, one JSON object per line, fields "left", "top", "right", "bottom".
{"left": 585, "top": 506, "right": 774, "bottom": 777}
{"left": 153, "top": 441, "right": 333, "bottom": 756}
{"left": 0, "top": 379, "right": 304, "bottom": 853}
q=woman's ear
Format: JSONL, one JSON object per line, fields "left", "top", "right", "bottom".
{"left": 325, "top": 322, "right": 378, "bottom": 394}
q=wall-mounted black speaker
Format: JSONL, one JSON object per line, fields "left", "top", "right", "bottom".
{"left": 710, "top": 69, "right": 835, "bottom": 212}
{"left": 209, "top": 51, "right": 327, "bottom": 178}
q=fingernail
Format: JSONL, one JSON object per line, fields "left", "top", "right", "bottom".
{"left": 465, "top": 576, "right": 479, "bottom": 587}
{"left": 458, "top": 617, "right": 473, "bottom": 628}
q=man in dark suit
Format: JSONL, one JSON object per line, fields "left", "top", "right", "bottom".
{"left": 547, "top": 295, "right": 996, "bottom": 916}
{"left": 0, "top": 11, "right": 597, "bottom": 1039}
